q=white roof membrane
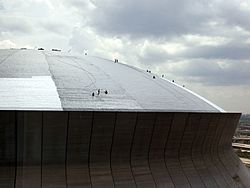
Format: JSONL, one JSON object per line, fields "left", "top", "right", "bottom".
{"left": 0, "top": 49, "right": 224, "bottom": 112}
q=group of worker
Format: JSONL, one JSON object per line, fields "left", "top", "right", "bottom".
{"left": 92, "top": 89, "right": 108, "bottom": 97}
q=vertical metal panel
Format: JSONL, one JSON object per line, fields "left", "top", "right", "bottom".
{"left": 0, "top": 111, "right": 16, "bottom": 188}
{"left": 131, "top": 112, "right": 156, "bottom": 188}
{"left": 218, "top": 114, "right": 244, "bottom": 187}
{"left": 0, "top": 111, "right": 249, "bottom": 188}
{"left": 15, "top": 111, "right": 42, "bottom": 188}
{"left": 193, "top": 113, "right": 219, "bottom": 188}
{"left": 165, "top": 113, "right": 191, "bottom": 188}
{"left": 66, "top": 112, "right": 92, "bottom": 188}
{"left": 202, "top": 113, "right": 229, "bottom": 187}
{"left": 218, "top": 114, "right": 237, "bottom": 176}
{"left": 90, "top": 112, "right": 116, "bottom": 188}
{"left": 111, "top": 112, "right": 137, "bottom": 188}
{"left": 213, "top": 114, "right": 237, "bottom": 188}
{"left": 149, "top": 113, "right": 175, "bottom": 188}
{"left": 225, "top": 114, "right": 245, "bottom": 177}
{"left": 42, "top": 112, "right": 68, "bottom": 188}
{"left": 179, "top": 113, "right": 206, "bottom": 188}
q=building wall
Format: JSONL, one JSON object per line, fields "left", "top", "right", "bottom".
{"left": 0, "top": 111, "right": 249, "bottom": 188}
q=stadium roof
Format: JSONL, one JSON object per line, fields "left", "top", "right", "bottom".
{"left": 0, "top": 49, "right": 224, "bottom": 112}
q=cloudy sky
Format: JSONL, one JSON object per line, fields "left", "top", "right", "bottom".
{"left": 1, "top": 0, "right": 250, "bottom": 113}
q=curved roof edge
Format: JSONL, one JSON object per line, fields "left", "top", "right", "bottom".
{"left": 162, "top": 78, "right": 225, "bottom": 112}
{"left": 0, "top": 49, "right": 226, "bottom": 112}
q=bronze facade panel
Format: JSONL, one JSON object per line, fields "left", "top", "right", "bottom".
{"left": 0, "top": 111, "right": 249, "bottom": 188}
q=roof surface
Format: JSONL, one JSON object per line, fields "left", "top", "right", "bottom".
{"left": 0, "top": 49, "right": 224, "bottom": 112}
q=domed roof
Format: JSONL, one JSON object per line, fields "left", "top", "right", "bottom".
{"left": 0, "top": 49, "right": 224, "bottom": 112}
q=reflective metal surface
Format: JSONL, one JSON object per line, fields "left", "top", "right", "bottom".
{"left": 1, "top": 50, "right": 249, "bottom": 188}
{"left": 0, "top": 111, "right": 250, "bottom": 188}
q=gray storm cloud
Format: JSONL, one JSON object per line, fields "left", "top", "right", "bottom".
{"left": 168, "top": 60, "right": 250, "bottom": 86}
{"left": 86, "top": 0, "right": 250, "bottom": 39}
{"left": 88, "top": 0, "right": 212, "bottom": 38}
{"left": 179, "top": 43, "right": 250, "bottom": 60}
{"left": 0, "top": 17, "right": 32, "bottom": 34}
{"left": 0, "top": 2, "right": 3, "bottom": 10}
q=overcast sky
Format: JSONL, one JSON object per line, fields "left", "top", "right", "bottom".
{"left": 1, "top": 0, "right": 250, "bottom": 113}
